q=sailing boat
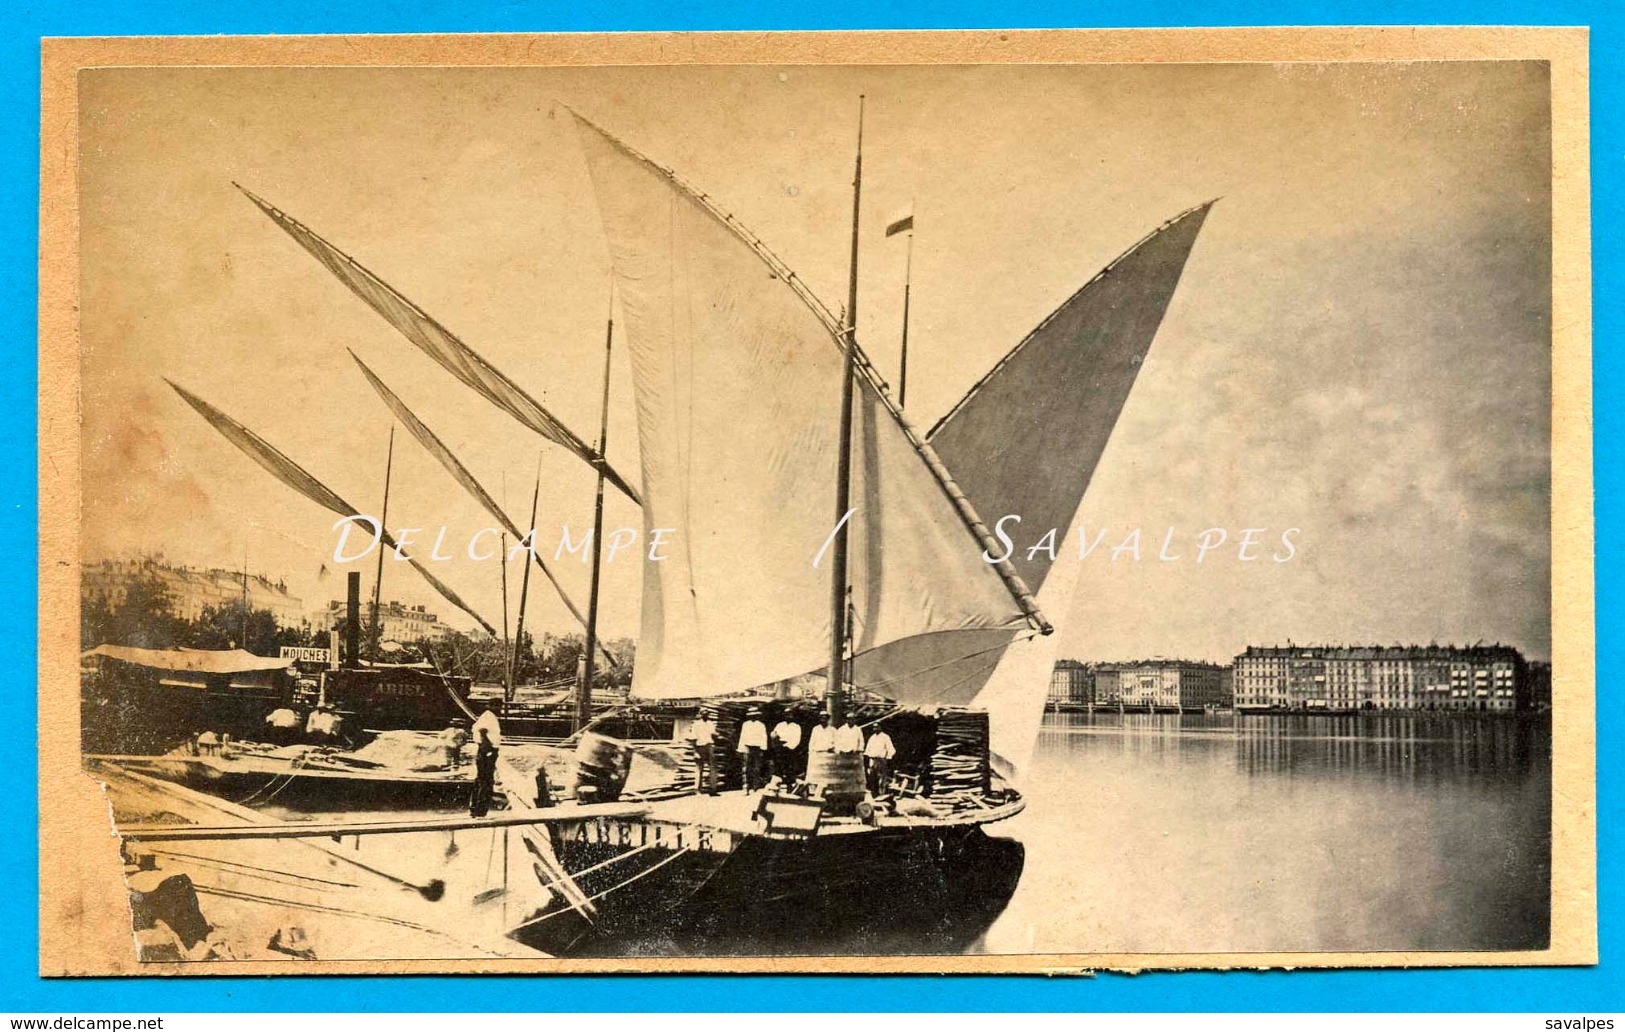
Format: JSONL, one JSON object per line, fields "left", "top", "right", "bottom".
{"left": 465, "top": 109, "right": 1213, "bottom": 957}
{"left": 147, "top": 102, "right": 1210, "bottom": 957}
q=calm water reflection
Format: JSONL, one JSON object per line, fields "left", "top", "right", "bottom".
{"left": 980, "top": 711, "right": 1551, "bottom": 954}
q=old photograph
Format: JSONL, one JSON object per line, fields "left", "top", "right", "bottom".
{"left": 38, "top": 29, "right": 1593, "bottom": 973}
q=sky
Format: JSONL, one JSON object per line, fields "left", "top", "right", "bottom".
{"left": 76, "top": 60, "right": 1552, "bottom": 662}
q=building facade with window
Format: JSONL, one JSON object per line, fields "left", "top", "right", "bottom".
{"left": 1233, "top": 644, "right": 1528, "bottom": 713}
{"left": 1093, "top": 660, "right": 1229, "bottom": 710}
{"left": 1048, "top": 659, "right": 1093, "bottom": 706}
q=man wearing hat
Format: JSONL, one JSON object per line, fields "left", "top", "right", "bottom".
{"left": 737, "top": 707, "right": 770, "bottom": 793}
{"left": 864, "top": 720, "right": 897, "bottom": 795}
{"left": 687, "top": 707, "right": 719, "bottom": 795}
{"left": 770, "top": 711, "right": 804, "bottom": 785}
{"left": 833, "top": 711, "right": 865, "bottom": 756}
{"left": 807, "top": 711, "right": 835, "bottom": 756}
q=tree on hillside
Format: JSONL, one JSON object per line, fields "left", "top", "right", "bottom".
{"left": 187, "top": 602, "right": 308, "bottom": 655}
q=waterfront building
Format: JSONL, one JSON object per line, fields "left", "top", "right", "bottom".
{"left": 1233, "top": 644, "right": 1529, "bottom": 713}
{"left": 83, "top": 557, "right": 305, "bottom": 627}
{"left": 1092, "top": 666, "right": 1123, "bottom": 705}
{"left": 1048, "top": 659, "right": 1093, "bottom": 706}
{"left": 1094, "top": 659, "right": 1229, "bottom": 710}
{"left": 314, "top": 599, "right": 453, "bottom": 643}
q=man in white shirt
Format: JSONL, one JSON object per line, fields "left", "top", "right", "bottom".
{"left": 864, "top": 723, "right": 897, "bottom": 795}
{"left": 833, "top": 712, "right": 865, "bottom": 755}
{"left": 807, "top": 712, "right": 835, "bottom": 756}
{"left": 770, "top": 714, "right": 804, "bottom": 785}
{"left": 737, "top": 707, "right": 770, "bottom": 792}
{"left": 687, "top": 708, "right": 718, "bottom": 795}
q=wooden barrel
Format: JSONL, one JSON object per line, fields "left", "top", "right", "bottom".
{"left": 804, "top": 751, "right": 866, "bottom": 814}
{"left": 573, "top": 732, "right": 634, "bottom": 802}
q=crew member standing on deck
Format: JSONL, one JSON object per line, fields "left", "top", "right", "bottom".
{"left": 807, "top": 712, "right": 835, "bottom": 756}
{"left": 687, "top": 707, "right": 718, "bottom": 796}
{"left": 770, "top": 712, "right": 803, "bottom": 785}
{"left": 864, "top": 722, "right": 896, "bottom": 795}
{"left": 737, "top": 707, "right": 769, "bottom": 792}
{"left": 468, "top": 726, "right": 499, "bottom": 818}
{"left": 833, "top": 711, "right": 865, "bottom": 755}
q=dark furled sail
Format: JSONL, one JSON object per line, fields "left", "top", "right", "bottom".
{"left": 166, "top": 379, "right": 498, "bottom": 636}
{"left": 234, "top": 184, "right": 641, "bottom": 505}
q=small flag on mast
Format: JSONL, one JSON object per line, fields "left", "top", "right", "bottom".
{"left": 885, "top": 212, "right": 914, "bottom": 237}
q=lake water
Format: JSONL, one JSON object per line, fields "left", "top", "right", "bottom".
{"left": 979, "top": 711, "right": 1551, "bottom": 954}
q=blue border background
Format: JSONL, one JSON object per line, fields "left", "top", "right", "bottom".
{"left": 6, "top": 0, "right": 1615, "bottom": 1013}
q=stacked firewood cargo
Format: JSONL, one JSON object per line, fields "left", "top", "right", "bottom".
{"left": 929, "top": 708, "right": 992, "bottom": 810}
{"left": 620, "top": 699, "right": 779, "bottom": 800}
{"left": 709, "top": 700, "right": 753, "bottom": 791}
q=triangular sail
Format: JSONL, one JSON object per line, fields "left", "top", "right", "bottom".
{"left": 929, "top": 201, "right": 1214, "bottom": 594}
{"left": 234, "top": 185, "right": 641, "bottom": 506}
{"left": 346, "top": 351, "right": 615, "bottom": 666}
{"left": 570, "top": 112, "right": 1045, "bottom": 701}
{"left": 166, "top": 379, "right": 499, "bottom": 637}
{"left": 865, "top": 201, "right": 1215, "bottom": 773}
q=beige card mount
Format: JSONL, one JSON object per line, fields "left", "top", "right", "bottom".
{"left": 39, "top": 27, "right": 1593, "bottom": 975}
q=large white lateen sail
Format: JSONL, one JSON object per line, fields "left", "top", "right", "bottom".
{"left": 570, "top": 112, "right": 1046, "bottom": 702}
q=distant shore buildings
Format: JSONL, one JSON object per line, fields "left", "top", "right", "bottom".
{"left": 1051, "top": 642, "right": 1542, "bottom": 714}
{"left": 312, "top": 599, "right": 453, "bottom": 644}
{"left": 1048, "top": 658, "right": 1233, "bottom": 711}
{"left": 1097, "top": 660, "right": 1230, "bottom": 710}
{"left": 83, "top": 557, "right": 305, "bottom": 627}
{"left": 82, "top": 558, "right": 456, "bottom": 648}
{"left": 1233, "top": 644, "right": 1530, "bottom": 713}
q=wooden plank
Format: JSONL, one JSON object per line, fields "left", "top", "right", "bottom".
{"left": 103, "top": 755, "right": 467, "bottom": 784}
{"left": 118, "top": 802, "right": 653, "bottom": 842}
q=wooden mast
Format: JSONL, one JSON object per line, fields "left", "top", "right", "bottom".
{"left": 577, "top": 294, "right": 615, "bottom": 733}
{"left": 827, "top": 95, "right": 864, "bottom": 723}
{"left": 509, "top": 455, "right": 542, "bottom": 702}
{"left": 368, "top": 426, "right": 395, "bottom": 661}
{"left": 898, "top": 222, "right": 913, "bottom": 410}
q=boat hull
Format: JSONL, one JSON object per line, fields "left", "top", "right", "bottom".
{"left": 512, "top": 818, "right": 1025, "bottom": 958}
{"left": 82, "top": 676, "right": 285, "bottom": 755}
